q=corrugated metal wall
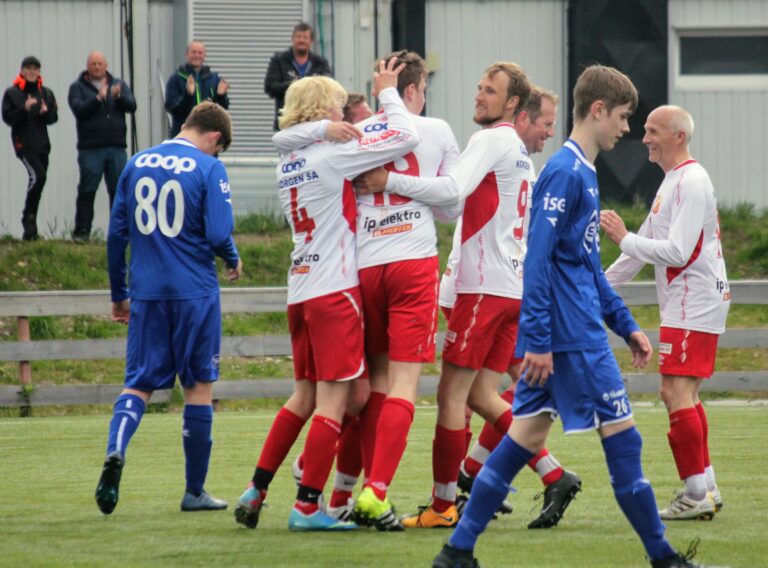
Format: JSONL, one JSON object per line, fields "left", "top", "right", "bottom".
{"left": 669, "top": 0, "right": 768, "bottom": 208}
{"left": 0, "top": 0, "right": 121, "bottom": 239}
{"left": 425, "top": 0, "right": 567, "bottom": 172}
{"left": 190, "top": 0, "right": 306, "bottom": 155}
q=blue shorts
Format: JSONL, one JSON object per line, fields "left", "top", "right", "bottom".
{"left": 124, "top": 293, "right": 222, "bottom": 391}
{"left": 513, "top": 348, "right": 632, "bottom": 434}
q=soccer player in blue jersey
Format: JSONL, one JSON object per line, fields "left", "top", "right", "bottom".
{"left": 96, "top": 101, "right": 242, "bottom": 515}
{"left": 433, "top": 66, "right": 708, "bottom": 568}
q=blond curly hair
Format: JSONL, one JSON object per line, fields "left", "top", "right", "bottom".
{"left": 279, "top": 76, "right": 348, "bottom": 130}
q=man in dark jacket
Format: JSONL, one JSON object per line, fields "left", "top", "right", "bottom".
{"left": 68, "top": 51, "right": 137, "bottom": 241}
{"left": 264, "top": 22, "right": 332, "bottom": 130}
{"left": 165, "top": 41, "right": 229, "bottom": 137}
{"left": 2, "top": 56, "right": 58, "bottom": 241}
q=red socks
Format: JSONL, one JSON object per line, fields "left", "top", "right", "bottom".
{"left": 463, "top": 409, "right": 512, "bottom": 477}
{"left": 300, "top": 415, "right": 342, "bottom": 493}
{"left": 695, "top": 402, "right": 711, "bottom": 467}
{"left": 256, "top": 407, "right": 307, "bottom": 474}
{"left": 432, "top": 424, "right": 466, "bottom": 512}
{"left": 667, "top": 407, "right": 705, "bottom": 480}
{"left": 359, "top": 391, "right": 387, "bottom": 479}
{"left": 330, "top": 416, "right": 363, "bottom": 508}
{"left": 366, "top": 398, "right": 415, "bottom": 500}
{"left": 527, "top": 448, "right": 564, "bottom": 486}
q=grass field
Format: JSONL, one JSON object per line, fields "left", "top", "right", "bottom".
{"left": 1, "top": 404, "right": 767, "bottom": 567}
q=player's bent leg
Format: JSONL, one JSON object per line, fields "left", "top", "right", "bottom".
{"left": 180, "top": 382, "right": 227, "bottom": 511}
{"left": 236, "top": 381, "right": 315, "bottom": 528}
{"left": 446, "top": 416, "right": 548, "bottom": 554}
{"left": 96, "top": 388, "right": 150, "bottom": 515}
{"left": 359, "top": 355, "right": 388, "bottom": 478}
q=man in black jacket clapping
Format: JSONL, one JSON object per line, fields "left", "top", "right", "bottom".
{"left": 264, "top": 22, "right": 332, "bottom": 130}
{"left": 68, "top": 51, "right": 136, "bottom": 241}
{"left": 2, "top": 56, "right": 58, "bottom": 241}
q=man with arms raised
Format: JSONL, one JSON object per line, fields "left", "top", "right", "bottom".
{"left": 234, "top": 58, "right": 420, "bottom": 531}
{"left": 603, "top": 105, "right": 729, "bottom": 521}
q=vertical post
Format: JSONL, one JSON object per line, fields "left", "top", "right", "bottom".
{"left": 18, "top": 316, "right": 32, "bottom": 416}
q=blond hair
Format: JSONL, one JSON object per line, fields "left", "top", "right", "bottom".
{"left": 279, "top": 76, "right": 348, "bottom": 130}
{"left": 523, "top": 86, "right": 560, "bottom": 123}
{"left": 484, "top": 62, "right": 531, "bottom": 112}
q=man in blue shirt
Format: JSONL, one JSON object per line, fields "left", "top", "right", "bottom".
{"left": 96, "top": 101, "right": 242, "bottom": 515}
{"left": 434, "top": 66, "right": 709, "bottom": 568}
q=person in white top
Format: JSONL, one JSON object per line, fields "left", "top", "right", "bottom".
{"left": 272, "top": 51, "right": 461, "bottom": 530}
{"left": 234, "top": 59, "right": 420, "bottom": 532}
{"left": 602, "top": 105, "right": 729, "bottom": 521}
{"left": 356, "top": 61, "right": 534, "bottom": 528}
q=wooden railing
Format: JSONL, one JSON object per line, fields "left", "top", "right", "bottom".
{"left": 1, "top": 282, "right": 766, "bottom": 407}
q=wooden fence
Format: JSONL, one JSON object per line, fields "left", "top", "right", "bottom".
{"left": 1, "top": 282, "right": 766, "bottom": 407}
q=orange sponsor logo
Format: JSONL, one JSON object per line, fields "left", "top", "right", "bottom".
{"left": 291, "top": 266, "right": 310, "bottom": 275}
{"left": 373, "top": 224, "right": 412, "bottom": 237}
{"left": 652, "top": 195, "right": 662, "bottom": 214}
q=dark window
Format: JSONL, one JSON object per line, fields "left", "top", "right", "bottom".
{"left": 680, "top": 35, "right": 768, "bottom": 75}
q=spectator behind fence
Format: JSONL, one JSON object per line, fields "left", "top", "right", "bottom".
{"left": 1, "top": 55, "right": 58, "bottom": 241}
{"left": 68, "top": 51, "right": 136, "bottom": 242}
{"left": 264, "top": 22, "right": 332, "bottom": 130}
{"left": 165, "top": 40, "right": 229, "bottom": 138}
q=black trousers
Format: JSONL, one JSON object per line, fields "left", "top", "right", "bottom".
{"left": 17, "top": 150, "right": 49, "bottom": 236}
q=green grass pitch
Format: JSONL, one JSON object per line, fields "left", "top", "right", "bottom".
{"left": 1, "top": 404, "right": 766, "bottom": 567}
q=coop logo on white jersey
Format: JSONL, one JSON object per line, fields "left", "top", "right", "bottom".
{"left": 281, "top": 158, "right": 307, "bottom": 173}
{"left": 135, "top": 153, "right": 196, "bottom": 174}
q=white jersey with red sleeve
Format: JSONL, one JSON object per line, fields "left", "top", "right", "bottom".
{"left": 356, "top": 114, "right": 460, "bottom": 269}
{"left": 277, "top": 87, "right": 419, "bottom": 305}
{"left": 605, "top": 159, "right": 730, "bottom": 333}
{"left": 388, "top": 123, "right": 532, "bottom": 299}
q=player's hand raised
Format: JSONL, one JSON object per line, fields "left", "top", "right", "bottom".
{"left": 373, "top": 56, "right": 406, "bottom": 94}
{"left": 354, "top": 166, "right": 389, "bottom": 195}
{"left": 521, "top": 352, "right": 554, "bottom": 386}
{"left": 628, "top": 331, "right": 653, "bottom": 368}
{"left": 600, "top": 209, "right": 628, "bottom": 245}
{"left": 326, "top": 121, "right": 362, "bottom": 143}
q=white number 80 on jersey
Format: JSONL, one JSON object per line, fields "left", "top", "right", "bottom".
{"left": 134, "top": 176, "right": 185, "bottom": 237}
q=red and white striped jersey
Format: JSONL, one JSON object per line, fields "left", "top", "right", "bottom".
{"left": 276, "top": 87, "right": 419, "bottom": 305}
{"left": 389, "top": 123, "right": 533, "bottom": 299}
{"left": 605, "top": 159, "right": 730, "bottom": 333}
{"left": 357, "top": 114, "right": 460, "bottom": 268}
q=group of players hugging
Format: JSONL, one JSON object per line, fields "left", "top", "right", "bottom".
{"left": 95, "top": 49, "right": 729, "bottom": 568}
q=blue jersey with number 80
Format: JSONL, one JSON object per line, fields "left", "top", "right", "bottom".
{"left": 108, "top": 138, "right": 239, "bottom": 301}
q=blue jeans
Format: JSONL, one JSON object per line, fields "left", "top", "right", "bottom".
{"left": 74, "top": 147, "right": 127, "bottom": 237}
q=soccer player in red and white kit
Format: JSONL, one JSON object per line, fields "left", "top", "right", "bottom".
{"left": 443, "top": 87, "right": 583, "bottom": 529}
{"left": 356, "top": 62, "right": 534, "bottom": 529}
{"left": 603, "top": 105, "right": 730, "bottom": 521}
{"left": 273, "top": 51, "right": 462, "bottom": 529}
{"left": 234, "top": 58, "right": 420, "bottom": 532}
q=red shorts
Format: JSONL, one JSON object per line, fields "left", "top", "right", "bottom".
{"left": 658, "top": 327, "right": 719, "bottom": 378}
{"left": 287, "top": 287, "right": 366, "bottom": 382}
{"left": 443, "top": 293, "right": 521, "bottom": 373}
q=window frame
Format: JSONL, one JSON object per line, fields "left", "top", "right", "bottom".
{"left": 672, "top": 26, "right": 768, "bottom": 91}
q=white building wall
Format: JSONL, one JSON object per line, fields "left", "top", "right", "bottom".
{"left": 669, "top": 0, "right": 768, "bottom": 208}
{"left": 425, "top": 0, "right": 567, "bottom": 172}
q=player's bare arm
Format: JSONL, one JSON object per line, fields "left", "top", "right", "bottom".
{"left": 600, "top": 209, "right": 628, "bottom": 245}
{"left": 628, "top": 330, "right": 653, "bottom": 368}
{"left": 111, "top": 300, "right": 130, "bottom": 324}
{"left": 521, "top": 352, "right": 554, "bottom": 386}
{"left": 354, "top": 166, "right": 389, "bottom": 195}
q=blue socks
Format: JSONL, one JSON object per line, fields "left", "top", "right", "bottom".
{"left": 449, "top": 435, "right": 533, "bottom": 551}
{"left": 602, "top": 427, "right": 675, "bottom": 561}
{"left": 183, "top": 404, "right": 213, "bottom": 496}
{"left": 107, "top": 393, "right": 146, "bottom": 459}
